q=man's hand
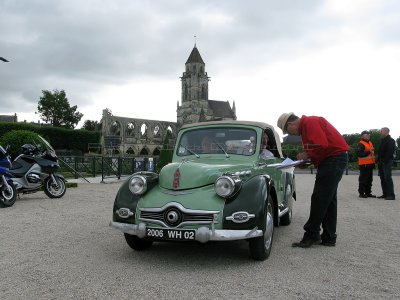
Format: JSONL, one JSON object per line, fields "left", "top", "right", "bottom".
{"left": 296, "top": 152, "right": 309, "bottom": 161}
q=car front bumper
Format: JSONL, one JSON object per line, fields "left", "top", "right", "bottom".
{"left": 110, "top": 221, "right": 263, "bottom": 243}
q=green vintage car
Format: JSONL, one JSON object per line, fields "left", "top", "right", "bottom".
{"left": 110, "top": 121, "right": 296, "bottom": 260}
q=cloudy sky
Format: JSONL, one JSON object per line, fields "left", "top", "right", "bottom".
{"left": 1, "top": 0, "right": 399, "bottom": 140}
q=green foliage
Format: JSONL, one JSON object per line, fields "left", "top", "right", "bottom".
{"left": 0, "top": 122, "right": 100, "bottom": 153}
{"left": 82, "top": 120, "right": 101, "bottom": 131}
{"left": 37, "top": 89, "right": 83, "bottom": 129}
{"left": 0, "top": 130, "right": 43, "bottom": 159}
{"left": 156, "top": 132, "right": 174, "bottom": 173}
{"left": 281, "top": 144, "right": 303, "bottom": 160}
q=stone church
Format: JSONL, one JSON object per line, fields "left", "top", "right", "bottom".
{"left": 100, "top": 45, "right": 237, "bottom": 156}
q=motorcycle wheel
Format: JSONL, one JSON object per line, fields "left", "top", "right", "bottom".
{"left": 43, "top": 176, "right": 66, "bottom": 198}
{"left": 0, "top": 180, "right": 17, "bottom": 208}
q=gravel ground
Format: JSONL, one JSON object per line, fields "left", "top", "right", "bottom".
{"left": 0, "top": 174, "right": 399, "bottom": 299}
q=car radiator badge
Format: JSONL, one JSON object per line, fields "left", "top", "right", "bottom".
{"left": 173, "top": 168, "right": 180, "bottom": 189}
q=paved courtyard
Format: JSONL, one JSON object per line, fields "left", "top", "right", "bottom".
{"left": 1, "top": 173, "right": 399, "bottom": 299}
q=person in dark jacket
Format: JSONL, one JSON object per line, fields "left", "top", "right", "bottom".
{"left": 357, "top": 130, "right": 376, "bottom": 198}
{"left": 377, "top": 127, "right": 396, "bottom": 200}
{"left": 277, "top": 113, "right": 349, "bottom": 248}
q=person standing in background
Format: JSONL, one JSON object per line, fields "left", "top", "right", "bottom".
{"left": 357, "top": 131, "right": 376, "bottom": 198}
{"left": 377, "top": 127, "right": 396, "bottom": 200}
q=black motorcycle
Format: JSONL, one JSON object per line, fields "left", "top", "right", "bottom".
{"left": 9, "top": 135, "right": 66, "bottom": 198}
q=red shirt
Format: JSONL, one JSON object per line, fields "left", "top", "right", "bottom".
{"left": 299, "top": 115, "right": 350, "bottom": 166}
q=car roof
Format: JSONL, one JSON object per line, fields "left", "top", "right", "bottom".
{"left": 180, "top": 120, "right": 283, "bottom": 157}
{"left": 180, "top": 120, "right": 275, "bottom": 130}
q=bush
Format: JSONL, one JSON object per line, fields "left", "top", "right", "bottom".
{"left": 0, "top": 130, "right": 44, "bottom": 160}
{"left": 0, "top": 122, "right": 100, "bottom": 153}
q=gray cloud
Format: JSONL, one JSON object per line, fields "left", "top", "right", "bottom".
{"left": 0, "top": 0, "right": 397, "bottom": 124}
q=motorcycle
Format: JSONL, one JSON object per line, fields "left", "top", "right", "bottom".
{"left": 9, "top": 135, "right": 66, "bottom": 199}
{"left": 0, "top": 145, "right": 17, "bottom": 207}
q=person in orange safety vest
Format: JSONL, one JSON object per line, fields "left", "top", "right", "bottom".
{"left": 357, "top": 130, "right": 376, "bottom": 198}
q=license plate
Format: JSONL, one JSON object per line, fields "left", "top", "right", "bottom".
{"left": 146, "top": 227, "right": 195, "bottom": 241}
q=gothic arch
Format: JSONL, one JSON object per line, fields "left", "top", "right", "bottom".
{"left": 140, "top": 147, "right": 149, "bottom": 155}
{"left": 152, "top": 147, "right": 161, "bottom": 156}
{"left": 140, "top": 123, "right": 148, "bottom": 139}
{"left": 111, "top": 120, "right": 121, "bottom": 136}
{"left": 126, "top": 122, "right": 135, "bottom": 136}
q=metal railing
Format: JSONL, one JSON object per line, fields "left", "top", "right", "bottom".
{"left": 58, "top": 156, "right": 157, "bottom": 182}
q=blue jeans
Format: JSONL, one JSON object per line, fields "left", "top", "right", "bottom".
{"left": 378, "top": 160, "right": 395, "bottom": 197}
{"left": 303, "top": 153, "right": 348, "bottom": 242}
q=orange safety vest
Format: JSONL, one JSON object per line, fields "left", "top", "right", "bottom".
{"left": 358, "top": 140, "right": 375, "bottom": 165}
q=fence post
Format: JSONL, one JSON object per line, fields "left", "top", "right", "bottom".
{"left": 92, "top": 157, "right": 96, "bottom": 177}
{"left": 74, "top": 157, "right": 78, "bottom": 179}
{"left": 101, "top": 156, "right": 104, "bottom": 182}
{"left": 118, "top": 156, "right": 122, "bottom": 179}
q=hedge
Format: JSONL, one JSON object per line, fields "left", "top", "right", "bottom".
{"left": 0, "top": 122, "right": 100, "bottom": 153}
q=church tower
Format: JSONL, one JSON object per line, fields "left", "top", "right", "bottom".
{"left": 181, "top": 45, "right": 210, "bottom": 102}
{"left": 177, "top": 45, "right": 236, "bottom": 127}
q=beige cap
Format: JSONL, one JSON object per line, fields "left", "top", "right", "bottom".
{"left": 277, "top": 112, "right": 294, "bottom": 134}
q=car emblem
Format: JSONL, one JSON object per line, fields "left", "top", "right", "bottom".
{"left": 226, "top": 211, "right": 255, "bottom": 223}
{"left": 116, "top": 208, "right": 134, "bottom": 219}
{"left": 173, "top": 168, "right": 180, "bottom": 189}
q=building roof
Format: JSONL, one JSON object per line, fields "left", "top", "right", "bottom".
{"left": 208, "top": 100, "right": 235, "bottom": 119}
{"left": 0, "top": 114, "right": 17, "bottom": 122}
{"left": 185, "top": 46, "right": 205, "bottom": 64}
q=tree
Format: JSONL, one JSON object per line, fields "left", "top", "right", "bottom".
{"left": 82, "top": 120, "right": 101, "bottom": 131}
{"left": 37, "top": 89, "right": 83, "bottom": 129}
{"left": 156, "top": 131, "right": 173, "bottom": 173}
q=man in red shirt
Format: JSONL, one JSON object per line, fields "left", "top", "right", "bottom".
{"left": 277, "top": 113, "right": 349, "bottom": 248}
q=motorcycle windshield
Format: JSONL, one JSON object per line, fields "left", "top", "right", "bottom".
{"left": 38, "top": 135, "right": 55, "bottom": 152}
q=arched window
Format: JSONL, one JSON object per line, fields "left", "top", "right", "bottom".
{"left": 201, "top": 85, "right": 207, "bottom": 99}
{"left": 111, "top": 121, "right": 121, "bottom": 136}
{"left": 140, "top": 123, "right": 148, "bottom": 138}
{"left": 126, "top": 122, "right": 135, "bottom": 136}
{"left": 153, "top": 125, "right": 160, "bottom": 137}
{"left": 184, "top": 84, "right": 188, "bottom": 101}
{"left": 153, "top": 147, "right": 161, "bottom": 156}
{"left": 140, "top": 148, "right": 149, "bottom": 155}
{"left": 126, "top": 147, "right": 135, "bottom": 155}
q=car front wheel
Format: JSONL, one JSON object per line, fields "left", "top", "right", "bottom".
{"left": 249, "top": 197, "right": 274, "bottom": 260}
{"left": 124, "top": 233, "right": 153, "bottom": 251}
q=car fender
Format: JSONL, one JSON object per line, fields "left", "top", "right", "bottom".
{"left": 222, "top": 175, "right": 274, "bottom": 230}
{"left": 112, "top": 172, "right": 159, "bottom": 223}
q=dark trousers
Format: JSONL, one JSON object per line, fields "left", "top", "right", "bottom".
{"left": 358, "top": 164, "right": 374, "bottom": 195}
{"left": 378, "top": 160, "right": 395, "bottom": 197}
{"left": 303, "top": 153, "right": 347, "bottom": 243}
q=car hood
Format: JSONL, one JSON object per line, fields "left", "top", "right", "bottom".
{"left": 159, "top": 159, "right": 250, "bottom": 190}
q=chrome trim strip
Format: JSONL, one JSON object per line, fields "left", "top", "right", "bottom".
{"left": 137, "top": 218, "right": 217, "bottom": 228}
{"left": 110, "top": 221, "right": 263, "bottom": 242}
{"left": 278, "top": 207, "right": 289, "bottom": 218}
{"left": 139, "top": 201, "right": 219, "bottom": 215}
{"left": 162, "top": 190, "right": 193, "bottom": 196}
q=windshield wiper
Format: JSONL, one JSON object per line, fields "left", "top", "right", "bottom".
{"left": 214, "top": 141, "right": 230, "bottom": 158}
{"left": 179, "top": 144, "right": 200, "bottom": 158}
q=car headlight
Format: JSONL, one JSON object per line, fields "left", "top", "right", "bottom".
{"left": 129, "top": 175, "right": 147, "bottom": 195}
{"left": 214, "top": 176, "right": 240, "bottom": 197}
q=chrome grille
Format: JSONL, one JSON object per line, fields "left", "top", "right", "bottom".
{"left": 139, "top": 202, "right": 219, "bottom": 228}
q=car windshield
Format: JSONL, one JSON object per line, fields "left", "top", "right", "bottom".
{"left": 177, "top": 128, "right": 257, "bottom": 157}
